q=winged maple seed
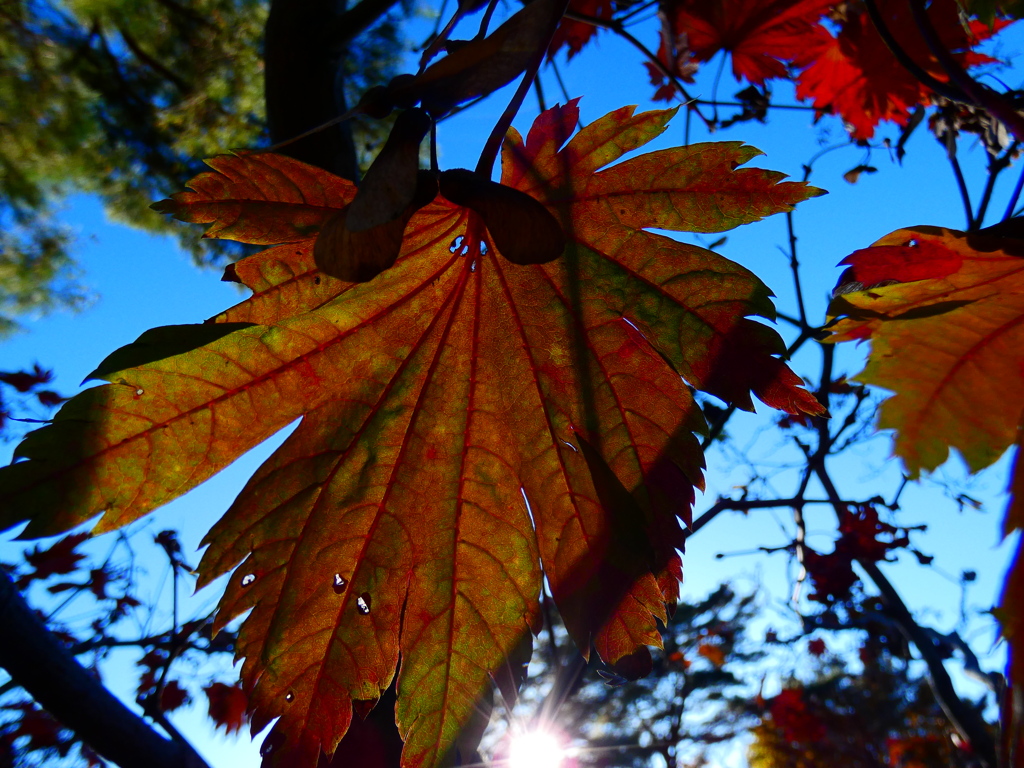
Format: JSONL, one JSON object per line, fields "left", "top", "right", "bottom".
{"left": 0, "top": 101, "right": 823, "bottom": 768}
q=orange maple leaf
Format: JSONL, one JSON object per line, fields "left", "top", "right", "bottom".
{"left": 827, "top": 222, "right": 1024, "bottom": 762}
{"left": 795, "top": 0, "right": 1008, "bottom": 139}
{"left": 697, "top": 641, "right": 727, "bottom": 667}
{"left": 0, "top": 103, "right": 823, "bottom": 768}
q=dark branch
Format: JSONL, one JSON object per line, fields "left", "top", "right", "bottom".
{"left": 810, "top": 463, "right": 998, "bottom": 768}
{"left": 908, "top": 0, "right": 1024, "bottom": 142}
{"left": 0, "top": 571, "right": 210, "bottom": 768}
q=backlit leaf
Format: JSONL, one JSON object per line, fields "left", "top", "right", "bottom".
{"left": 826, "top": 223, "right": 1024, "bottom": 744}
{"left": 826, "top": 225, "right": 1024, "bottom": 475}
{"left": 549, "top": 0, "right": 613, "bottom": 58}
{"left": 663, "top": 0, "right": 832, "bottom": 85}
{"left": 794, "top": 0, "right": 1008, "bottom": 139}
{"left": 0, "top": 102, "right": 822, "bottom": 768}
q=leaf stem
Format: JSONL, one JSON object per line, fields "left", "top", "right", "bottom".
{"left": 476, "top": 0, "right": 570, "bottom": 176}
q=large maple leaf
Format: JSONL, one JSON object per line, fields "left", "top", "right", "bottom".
{"left": 825, "top": 222, "right": 1024, "bottom": 753}
{"left": 0, "top": 103, "right": 823, "bottom": 768}
{"left": 794, "top": 0, "right": 1007, "bottom": 139}
{"left": 663, "top": 0, "right": 832, "bottom": 85}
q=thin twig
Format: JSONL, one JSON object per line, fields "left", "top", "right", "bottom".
{"left": 0, "top": 571, "right": 210, "bottom": 768}
{"left": 944, "top": 129, "right": 975, "bottom": 229}
{"left": 786, "top": 210, "right": 809, "bottom": 328}
{"left": 974, "top": 141, "right": 1019, "bottom": 228}
{"left": 909, "top": 0, "right": 1024, "bottom": 141}
{"left": 563, "top": 10, "right": 710, "bottom": 128}
{"left": 687, "top": 496, "right": 838, "bottom": 539}
{"left": 1005, "top": 166, "right": 1024, "bottom": 225}
{"left": 549, "top": 58, "right": 573, "bottom": 106}
{"left": 694, "top": 99, "right": 817, "bottom": 112}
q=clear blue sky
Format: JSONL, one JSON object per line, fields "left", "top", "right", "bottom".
{"left": 2, "top": 11, "right": 1023, "bottom": 767}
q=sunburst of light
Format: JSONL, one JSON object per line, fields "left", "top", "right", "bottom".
{"left": 507, "top": 728, "right": 566, "bottom": 768}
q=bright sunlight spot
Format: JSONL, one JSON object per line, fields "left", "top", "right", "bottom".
{"left": 508, "top": 730, "right": 565, "bottom": 768}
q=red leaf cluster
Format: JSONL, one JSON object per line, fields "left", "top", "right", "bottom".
{"left": 769, "top": 688, "right": 826, "bottom": 744}
{"left": 887, "top": 734, "right": 944, "bottom": 767}
{"left": 16, "top": 533, "right": 89, "bottom": 588}
{"left": 136, "top": 649, "right": 168, "bottom": 697}
{"left": 0, "top": 702, "right": 82, "bottom": 764}
{"left": 697, "top": 641, "right": 727, "bottom": 667}
{"left": 838, "top": 503, "right": 910, "bottom": 562}
{"left": 795, "top": 0, "right": 1007, "bottom": 138}
{"left": 664, "top": 0, "right": 832, "bottom": 85}
{"left": 160, "top": 680, "right": 191, "bottom": 713}
{"left": 549, "top": 0, "right": 613, "bottom": 58}
{"left": 0, "top": 364, "right": 53, "bottom": 393}
{"left": 805, "top": 504, "right": 913, "bottom": 603}
{"left": 0, "top": 364, "right": 63, "bottom": 435}
{"left": 205, "top": 682, "right": 249, "bottom": 735}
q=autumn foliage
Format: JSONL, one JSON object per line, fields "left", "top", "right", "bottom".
{"left": 0, "top": 0, "right": 1021, "bottom": 767}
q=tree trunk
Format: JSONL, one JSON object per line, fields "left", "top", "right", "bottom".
{"left": 265, "top": 0, "right": 360, "bottom": 180}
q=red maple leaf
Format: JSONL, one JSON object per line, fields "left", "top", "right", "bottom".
{"left": 838, "top": 504, "right": 909, "bottom": 563}
{"left": 549, "top": 0, "right": 613, "bottom": 58}
{"left": 664, "top": 0, "right": 832, "bottom": 85}
{"left": 160, "top": 680, "right": 191, "bottom": 712}
{"left": 205, "top": 682, "right": 249, "bottom": 735}
{"left": 17, "top": 533, "right": 89, "bottom": 587}
{"left": 795, "top": 0, "right": 1009, "bottom": 138}
{"left": 0, "top": 365, "right": 54, "bottom": 393}
{"left": 770, "top": 688, "right": 826, "bottom": 743}
{"left": 0, "top": 105, "right": 825, "bottom": 768}
{"left": 644, "top": 9, "right": 699, "bottom": 102}
{"left": 804, "top": 547, "right": 857, "bottom": 604}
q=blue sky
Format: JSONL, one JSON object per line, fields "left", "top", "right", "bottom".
{"left": 2, "top": 10, "right": 1023, "bottom": 766}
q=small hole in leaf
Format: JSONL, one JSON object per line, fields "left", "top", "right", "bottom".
{"left": 356, "top": 593, "right": 372, "bottom": 615}
{"left": 285, "top": 691, "right": 295, "bottom": 703}
{"left": 469, "top": 260, "right": 476, "bottom": 272}
{"left": 333, "top": 573, "right": 348, "bottom": 593}
{"left": 135, "top": 389, "right": 144, "bottom": 396}
{"left": 907, "top": 239, "right": 918, "bottom": 247}
{"left": 314, "top": 276, "right": 322, "bottom": 285}
{"left": 450, "top": 236, "right": 464, "bottom": 253}
{"left": 240, "top": 573, "right": 256, "bottom": 587}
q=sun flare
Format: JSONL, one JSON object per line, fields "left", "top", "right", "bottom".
{"left": 508, "top": 729, "right": 565, "bottom": 768}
